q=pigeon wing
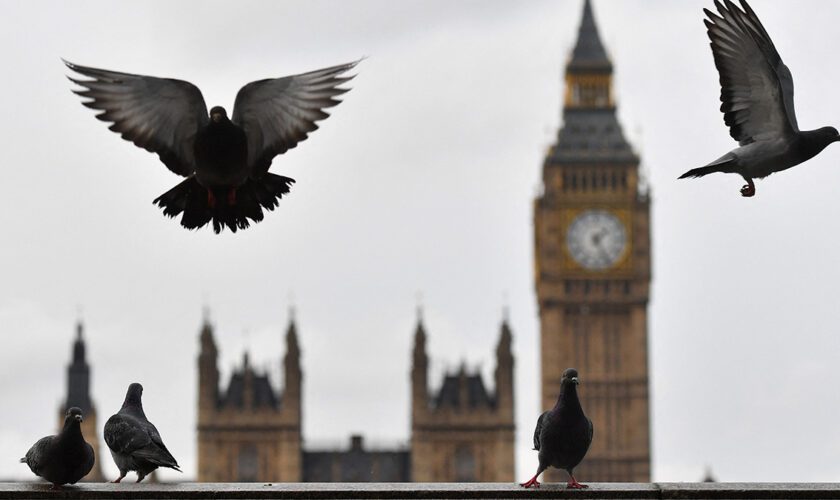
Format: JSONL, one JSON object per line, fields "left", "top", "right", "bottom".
{"left": 104, "top": 414, "right": 152, "bottom": 455}
{"left": 231, "top": 60, "right": 359, "bottom": 176}
{"left": 705, "top": 0, "right": 798, "bottom": 146}
{"left": 532, "top": 411, "right": 550, "bottom": 451}
{"left": 22, "top": 436, "right": 54, "bottom": 473}
{"left": 65, "top": 60, "right": 209, "bottom": 177}
{"left": 139, "top": 421, "right": 180, "bottom": 469}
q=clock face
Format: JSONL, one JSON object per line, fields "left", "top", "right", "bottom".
{"left": 566, "top": 210, "right": 628, "bottom": 270}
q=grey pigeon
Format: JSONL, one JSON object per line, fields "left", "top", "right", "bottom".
{"left": 20, "top": 407, "right": 95, "bottom": 488}
{"left": 104, "top": 383, "right": 181, "bottom": 483}
{"left": 64, "top": 59, "right": 358, "bottom": 233}
{"left": 679, "top": 0, "right": 839, "bottom": 196}
{"left": 520, "top": 368, "right": 592, "bottom": 489}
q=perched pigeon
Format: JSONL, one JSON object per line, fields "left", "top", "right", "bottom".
{"left": 65, "top": 59, "right": 358, "bottom": 232}
{"left": 104, "top": 383, "right": 181, "bottom": 483}
{"left": 520, "top": 368, "right": 592, "bottom": 489}
{"left": 20, "top": 407, "right": 95, "bottom": 488}
{"left": 679, "top": 0, "right": 839, "bottom": 196}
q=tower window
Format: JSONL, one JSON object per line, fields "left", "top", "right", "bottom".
{"left": 454, "top": 446, "right": 477, "bottom": 482}
{"left": 237, "top": 444, "right": 259, "bottom": 481}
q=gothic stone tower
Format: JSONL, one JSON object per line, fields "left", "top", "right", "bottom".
{"left": 197, "top": 314, "right": 302, "bottom": 481}
{"left": 410, "top": 312, "right": 515, "bottom": 482}
{"left": 533, "top": 0, "right": 651, "bottom": 481}
{"left": 59, "top": 321, "right": 104, "bottom": 482}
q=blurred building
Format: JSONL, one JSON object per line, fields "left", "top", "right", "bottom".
{"left": 196, "top": 315, "right": 302, "bottom": 482}
{"left": 533, "top": 0, "right": 652, "bottom": 482}
{"left": 410, "top": 312, "right": 515, "bottom": 482}
{"left": 196, "top": 310, "right": 515, "bottom": 482}
{"left": 302, "top": 435, "right": 410, "bottom": 482}
{"left": 60, "top": 321, "right": 104, "bottom": 482}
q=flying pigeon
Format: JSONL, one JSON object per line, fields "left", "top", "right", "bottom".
{"left": 64, "top": 59, "right": 358, "bottom": 232}
{"left": 104, "top": 383, "right": 181, "bottom": 483}
{"left": 520, "top": 368, "right": 593, "bottom": 489}
{"left": 678, "top": 0, "right": 839, "bottom": 196}
{"left": 20, "top": 407, "right": 95, "bottom": 488}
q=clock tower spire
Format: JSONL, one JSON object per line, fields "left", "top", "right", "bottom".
{"left": 534, "top": 0, "right": 651, "bottom": 482}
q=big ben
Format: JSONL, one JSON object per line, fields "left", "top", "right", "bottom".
{"left": 534, "top": 0, "right": 651, "bottom": 482}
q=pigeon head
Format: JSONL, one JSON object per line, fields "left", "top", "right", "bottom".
{"left": 813, "top": 126, "right": 840, "bottom": 143}
{"left": 561, "top": 368, "right": 580, "bottom": 387}
{"left": 64, "top": 407, "right": 83, "bottom": 425}
{"left": 210, "top": 106, "right": 228, "bottom": 123}
{"left": 123, "top": 382, "right": 144, "bottom": 408}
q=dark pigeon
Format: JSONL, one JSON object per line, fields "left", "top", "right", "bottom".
{"left": 64, "top": 59, "right": 358, "bottom": 233}
{"left": 20, "top": 407, "right": 95, "bottom": 488}
{"left": 679, "top": 0, "right": 839, "bottom": 197}
{"left": 520, "top": 368, "right": 592, "bottom": 489}
{"left": 104, "top": 383, "right": 181, "bottom": 483}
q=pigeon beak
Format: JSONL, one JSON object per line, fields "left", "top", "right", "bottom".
{"left": 75, "top": 415, "right": 83, "bottom": 422}
{"left": 571, "top": 377, "right": 580, "bottom": 385}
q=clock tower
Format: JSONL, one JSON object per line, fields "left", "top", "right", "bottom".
{"left": 534, "top": 0, "right": 651, "bottom": 482}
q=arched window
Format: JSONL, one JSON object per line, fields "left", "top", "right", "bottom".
{"left": 454, "top": 445, "right": 477, "bottom": 482}
{"left": 237, "top": 444, "right": 259, "bottom": 482}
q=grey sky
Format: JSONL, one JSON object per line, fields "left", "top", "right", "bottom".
{"left": 2, "top": 0, "right": 840, "bottom": 483}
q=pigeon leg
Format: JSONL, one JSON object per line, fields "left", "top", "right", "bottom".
{"left": 207, "top": 190, "right": 217, "bottom": 208}
{"left": 566, "top": 474, "right": 589, "bottom": 489}
{"left": 111, "top": 472, "right": 126, "bottom": 483}
{"left": 740, "top": 178, "right": 755, "bottom": 197}
{"left": 136, "top": 472, "right": 147, "bottom": 483}
{"left": 227, "top": 188, "right": 237, "bottom": 206}
{"left": 519, "top": 474, "right": 541, "bottom": 488}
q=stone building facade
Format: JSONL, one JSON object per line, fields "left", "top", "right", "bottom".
{"left": 196, "top": 316, "right": 302, "bottom": 482}
{"left": 533, "top": 0, "right": 652, "bottom": 482}
{"left": 410, "top": 314, "right": 515, "bottom": 482}
{"left": 60, "top": 321, "right": 104, "bottom": 482}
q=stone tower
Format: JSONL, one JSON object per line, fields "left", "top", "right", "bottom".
{"left": 410, "top": 311, "right": 515, "bottom": 482}
{"left": 59, "top": 321, "right": 104, "bottom": 482}
{"left": 196, "top": 313, "right": 303, "bottom": 481}
{"left": 533, "top": 0, "right": 652, "bottom": 482}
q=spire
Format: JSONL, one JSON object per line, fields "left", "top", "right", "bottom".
{"left": 66, "top": 320, "right": 91, "bottom": 413}
{"left": 286, "top": 311, "right": 299, "bottom": 356}
{"left": 567, "top": 0, "right": 612, "bottom": 74}
{"left": 413, "top": 307, "right": 426, "bottom": 351}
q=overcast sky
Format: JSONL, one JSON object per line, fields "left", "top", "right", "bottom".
{"left": 2, "top": 0, "right": 840, "bottom": 484}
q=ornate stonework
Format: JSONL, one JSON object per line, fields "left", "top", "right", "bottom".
{"left": 410, "top": 314, "right": 515, "bottom": 482}
{"left": 534, "top": 0, "right": 652, "bottom": 482}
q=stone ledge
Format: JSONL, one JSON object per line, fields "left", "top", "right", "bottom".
{"left": 1, "top": 483, "right": 840, "bottom": 500}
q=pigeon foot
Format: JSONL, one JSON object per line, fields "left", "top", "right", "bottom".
{"left": 207, "top": 190, "right": 217, "bottom": 208}
{"left": 740, "top": 179, "right": 755, "bottom": 197}
{"left": 566, "top": 476, "right": 589, "bottom": 489}
{"left": 519, "top": 475, "right": 541, "bottom": 488}
{"left": 227, "top": 188, "right": 237, "bottom": 206}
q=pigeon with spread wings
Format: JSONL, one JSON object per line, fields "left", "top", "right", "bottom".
{"left": 679, "top": 0, "right": 838, "bottom": 197}
{"left": 65, "top": 59, "right": 358, "bottom": 232}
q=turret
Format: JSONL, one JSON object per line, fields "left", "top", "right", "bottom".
{"left": 411, "top": 308, "right": 428, "bottom": 421}
{"left": 494, "top": 315, "right": 514, "bottom": 421}
{"left": 198, "top": 313, "right": 219, "bottom": 413}
{"left": 284, "top": 309, "right": 302, "bottom": 420}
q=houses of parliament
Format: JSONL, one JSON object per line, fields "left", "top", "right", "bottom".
{"left": 57, "top": 0, "right": 650, "bottom": 483}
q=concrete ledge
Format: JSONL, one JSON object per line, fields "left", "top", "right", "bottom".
{"left": 1, "top": 483, "right": 840, "bottom": 500}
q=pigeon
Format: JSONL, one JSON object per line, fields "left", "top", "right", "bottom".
{"left": 20, "top": 407, "right": 95, "bottom": 488}
{"left": 104, "top": 383, "right": 181, "bottom": 483}
{"left": 520, "top": 368, "right": 593, "bottom": 489}
{"left": 678, "top": 0, "right": 839, "bottom": 197}
{"left": 64, "top": 59, "right": 358, "bottom": 233}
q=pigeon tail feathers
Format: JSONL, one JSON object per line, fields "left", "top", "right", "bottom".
{"left": 153, "top": 174, "right": 294, "bottom": 233}
{"left": 679, "top": 157, "right": 737, "bottom": 179}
